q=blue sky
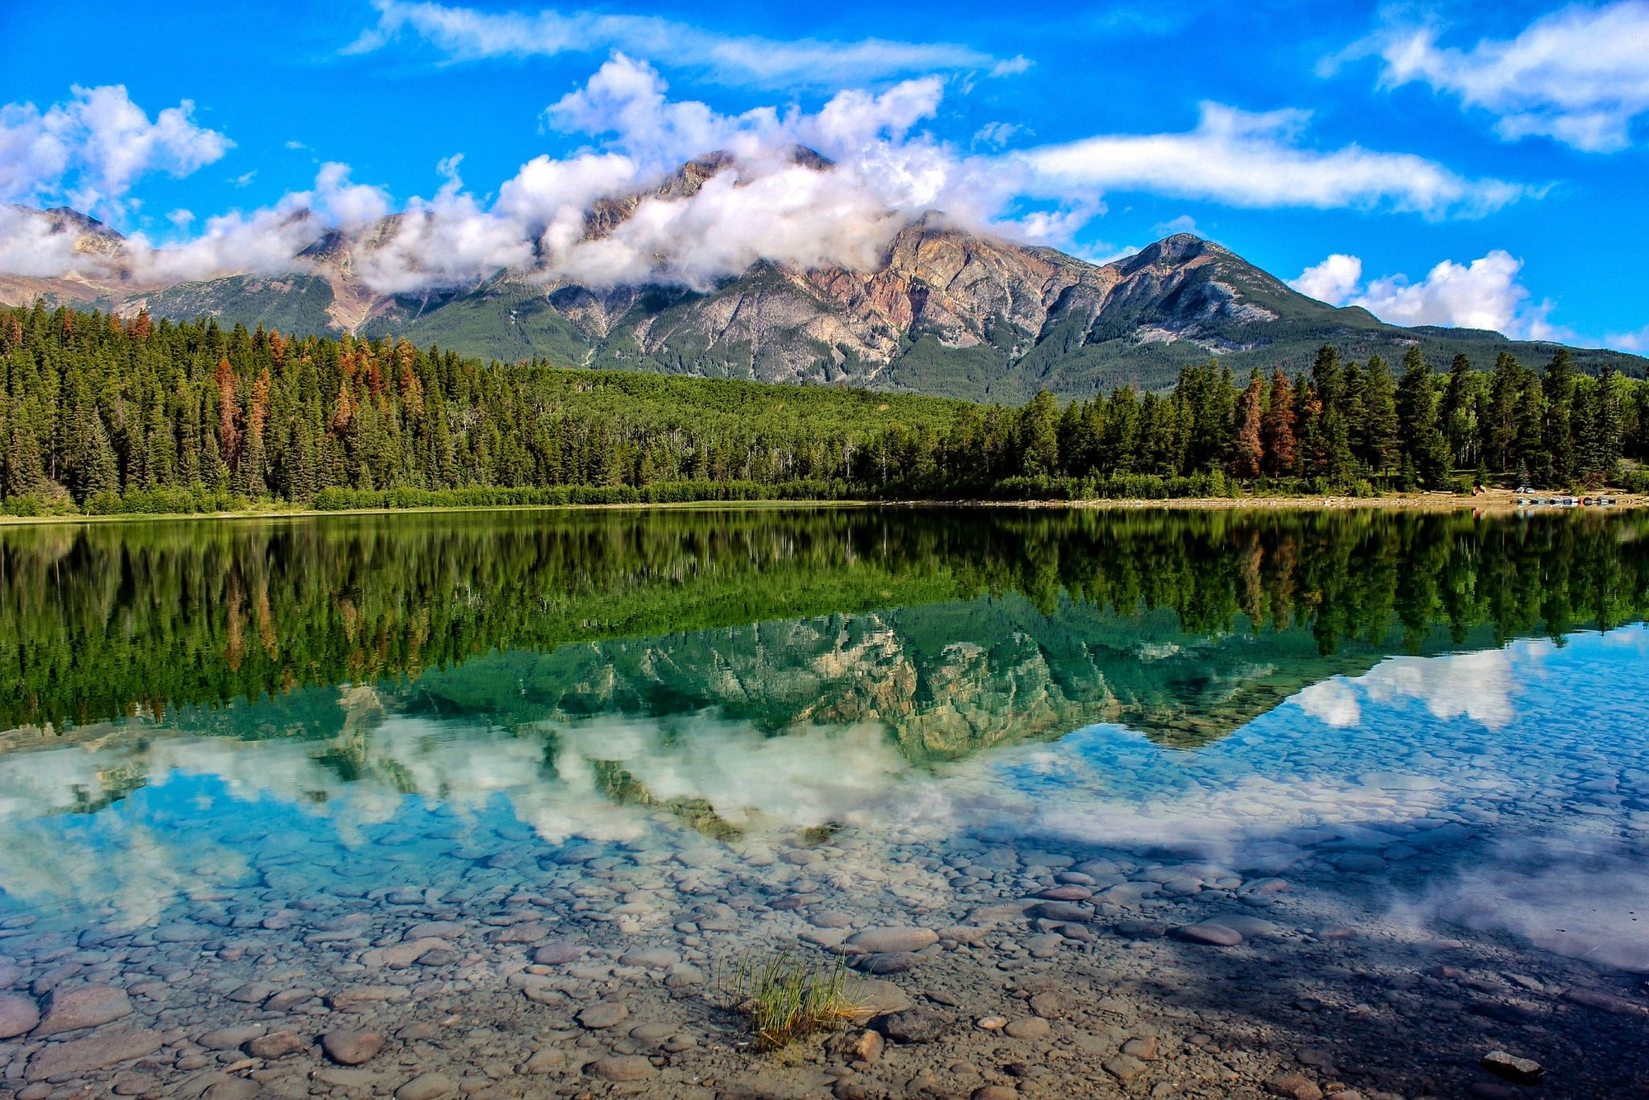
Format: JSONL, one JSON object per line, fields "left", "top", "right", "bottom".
{"left": 2, "top": 0, "right": 1646, "bottom": 350}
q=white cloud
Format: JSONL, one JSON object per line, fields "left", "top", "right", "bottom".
{"left": 1607, "top": 324, "right": 1649, "bottom": 352}
{"left": 0, "top": 61, "right": 1537, "bottom": 301}
{"left": 346, "top": 0, "right": 1000, "bottom": 87}
{"left": 0, "top": 205, "right": 107, "bottom": 279}
{"left": 0, "top": 85, "right": 231, "bottom": 217}
{"left": 1291, "top": 252, "right": 1363, "bottom": 304}
{"left": 1020, "top": 101, "right": 1527, "bottom": 218}
{"left": 1152, "top": 213, "right": 1200, "bottom": 237}
{"left": 972, "top": 121, "right": 1024, "bottom": 149}
{"left": 1371, "top": 2, "right": 1649, "bottom": 152}
{"left": 1290, "top": 249, "right": 1564, "bottom": 339}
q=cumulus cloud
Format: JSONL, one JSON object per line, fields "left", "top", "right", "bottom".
{"left": 1291, "top": 252, "right": 1364, "bottom": 304}
{"left": 346, "top": 0, "right": 1001, "bottom": 87}
{"left": 0, "top": 59, "right": 1540, "bottom": 300}
{"left": 1020, "top": 102, "right": 1527, "bottom": 218}
{"left": 1369, "top": 1, "right": 1649, "bottom": 152}
{"left": 0, "top": 84, "right": 231, "bottom": 217}
{"left": 1290, "top": 249, "right": 1563, "bottom": 339}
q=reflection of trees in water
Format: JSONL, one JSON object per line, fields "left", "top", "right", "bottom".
{"left": 1, "top": 508, "right": 1646, "bottom": 733}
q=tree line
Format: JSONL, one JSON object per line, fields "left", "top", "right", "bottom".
{"left": 2, "top": 302, "right": 1645, "bottom": 514}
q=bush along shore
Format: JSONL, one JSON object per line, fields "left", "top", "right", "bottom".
{"left": 3, "top": 303, "right": 1647, "bottom": 518}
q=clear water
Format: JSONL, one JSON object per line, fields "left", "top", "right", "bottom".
{"left": 2, "top": 507, "right": 1646, "bottom": 1095}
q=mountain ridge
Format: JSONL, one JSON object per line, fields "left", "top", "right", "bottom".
{"left": 3, "top": 154, "right": 1642, "bottom": 400}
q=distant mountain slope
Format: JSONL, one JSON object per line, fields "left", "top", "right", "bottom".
{"left": 5, "top": 163, "right": 1644, "bottom": 400}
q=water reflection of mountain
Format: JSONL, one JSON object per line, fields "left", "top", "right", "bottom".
{"left": 4, "top": 507, "right": 1649, "bottom": 768}
{"left": 404, "top": 592, "right": 1519, "bottom": 762}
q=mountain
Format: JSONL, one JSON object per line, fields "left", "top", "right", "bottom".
{"left": 5, "top": 159, "right": 1644, "bottom": 400}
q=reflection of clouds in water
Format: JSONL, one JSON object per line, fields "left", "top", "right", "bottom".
{"left": 558, "top": 714, "right": 909, "bottom": 829}
{"left": 1295, "top": 679, "right": 1361, "bottom": 727}
{"left": 0, "top": 626, "right": 1645, "bottom": 964}
{"left": 0, "top": 815, "right": 251, "bottom": 930}
{"left": 1290, "top": 637, "right": 1555, "bottom": 732}
{"left": 1391, "top": 832, "right": 1649, "bottom": 973}
{"left": 0, "top": 707, "right": 926, "bottom": 920}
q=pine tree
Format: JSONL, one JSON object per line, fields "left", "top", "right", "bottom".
{"left": 1018, "top": 391, "right": 1060, "bottom": 477}
{"left": 1397, "top": 347, "right": 1448, "bottom": 489}
{"left": 1355, "top": 355, "right": 1399, "bottom": 476}
{"left": 1541, "top": 349, "right": 1577, "bottom": 486}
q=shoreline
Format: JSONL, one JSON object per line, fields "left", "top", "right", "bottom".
{"left": 0, "top": 489, "right": 1642, "bottom": 527}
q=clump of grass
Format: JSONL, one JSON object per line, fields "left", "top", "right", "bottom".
{"left": 726, "top": 950, "right": 861, "bottom": 1050}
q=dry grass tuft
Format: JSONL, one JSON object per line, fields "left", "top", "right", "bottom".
{"left": 726, "top": 950, "right": 862, "bottom": 1050}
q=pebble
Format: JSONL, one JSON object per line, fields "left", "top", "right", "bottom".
{"left": 1104, "top": 1054, "right": 1148, "bottom": 1085}
{"left": 323, "top": 1029, "right": 386, "bottom": 1065}
{"left": 874, "top": 1007, "right": 952, "bottom": 1044}
{"left": 1123, "top": 1035, "right": 1159, "bottom": 1060}
{"left": 1004, "top": 1017, "right": 1051, "bottom": 1040}
{"left": 1171, "top": 923, "right": 1243, "bottom": 947}
{"left": 577, "top": 1001, "right": 629, "bottom": 1029}
{"left": 532, "top": 941, "right": 584, "bottom": 965}
{"left": 1032, "top": 901, "right": 1092, "bottom": 923}
{"left": 1268, "top": 1071, "right": 1325, "bottom": 1100}
{"left": 395, "top": 1071, "right": 458, "bottom": 1099}
{"left": 846, "top": 927, "right": 939, "bottom": 954}
{"left": 245, "top": 1029, "right": 305, "bottom": 1059}
{"left": 197, "top": 1023, "right": 266, "bottom": 1050}
{"left": 1481, "top": 1050, "right": 1544, "bottom": 1084}
{"left": 617, "top": 948, "right": 677, "bottom": 969}
{"left": 589, "top": 1055, "right": 655, "bottom": 1082}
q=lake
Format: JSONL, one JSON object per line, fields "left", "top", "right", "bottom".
{"left": 1, "top": 506, "right": 1647, "bottom": 1098}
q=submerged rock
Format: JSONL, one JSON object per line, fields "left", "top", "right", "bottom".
{"left": 873, "top": 1007, "right": 952, "bottom": 1044}
{"left": 0, "top": 992, "right": 41, "bottom": 1038}
{"left": 846, "top": 927, "right": 938, "bottom": 954}
{"left": 322, "top": 1029, "right": 386, "bottom": 1065}
{"left": 1481, "top": 1050, "right": 1544, "bottom": 1084}
{"left": 26, "top": 1027, "right": 163, "bottom": 1081}
{"left": 1171, "top": 923, "right": 1243, "bottom": 947}
{"left": 34, "top": 985, "right": 133, "bottom": 1035}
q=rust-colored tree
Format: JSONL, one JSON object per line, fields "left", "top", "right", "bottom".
{"left": 1230, "top": 371, "right": 1265, "bottom": 479}
{"left": 1261, "top": 369, "right": 1296, "bottom": 476}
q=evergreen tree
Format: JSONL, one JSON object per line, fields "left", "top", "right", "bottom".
{"left": 1397, "top": 347, "right": 1448, "bottom": 489}
{"left": 1019, "top": 391, "right": 1060, "bottom": 477}
{"left": 1542, "top": 349, "right": 1578, "bottom": 486}
{"left": 1355, "top": 355, "right": 1399, "bottom": 476}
